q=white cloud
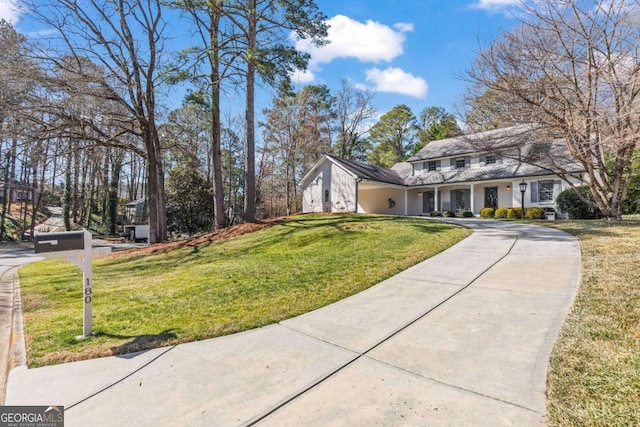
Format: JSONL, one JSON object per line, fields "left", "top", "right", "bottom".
{"left": 363, "top": 67, "right": 428, "bottom": 99}
{"left": 393, "top": 22, "right": 414, "bottom": 33}
{"left": 295, "top": 14, "right": 413, "bottom": 66}
{"left": 0, "top": 0, "right": 21, "bottom": 24}
{"left": 291, "top": 68, "right": 316, "bottom": 84}
{"left": 471, "top": 0, "right": 521, "bottom": 11}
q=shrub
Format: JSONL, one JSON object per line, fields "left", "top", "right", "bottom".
{"left": 480, "top": 207, "right": 495, "bottom": 218}
{"left": 525, "top": 207, "right": 545, "bottom": 219}
{"left": 494, "top": 207, "right": 509, "bottom": 218}
{"left": 430, "top": 210, "right": 442, "bottom": 217}
{"left": 508, "top": 207, "right": 523, "bottom": 219}
{"left": 461, "top": 210, "right": 474, "bottom": 218}
{"left": 556, "top": 185, "right": 602, "bottom": 219}
{"left": 443, "top": 210, "right": 456, "bottom": 217}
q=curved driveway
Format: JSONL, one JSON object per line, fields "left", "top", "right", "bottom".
{"left": 5, "top": 219, "right": 580, "bottom": 426}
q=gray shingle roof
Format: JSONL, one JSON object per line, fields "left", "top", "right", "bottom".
{"left": 329, "top": 155, "right": 406, "bottom": 186}
{"left": 322, "top": 125, "right": 584, "bottom": 188}
{"left": 404, "top": 162, "right": 574, "bottom": 186}
{"left": 407, "top": 124, "right": 535, "bottom": 162}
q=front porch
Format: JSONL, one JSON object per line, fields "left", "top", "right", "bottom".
{"left": 408, "top": 181, "right": 517, "bottom": 216}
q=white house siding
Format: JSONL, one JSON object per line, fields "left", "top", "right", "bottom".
{"left": 330, "top": 164, "right": 357, "bottom": 213}
{"left": 510, "top": 175, "right": 582, "bottom": 216}
{"left": 473, "top": 182, "right": 514, "bottom": 212}
{"left": 406, "top": 189, "right": 424, "bottom": 215}
{"left": 302, "top": 160, "right": 332, "bottom": 213}
{"left": 358, "top": 186, "right": 406, "bottom": 215}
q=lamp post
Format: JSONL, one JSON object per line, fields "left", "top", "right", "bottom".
{"left": 519, "top": 180, "right": 528, "bottom": 220}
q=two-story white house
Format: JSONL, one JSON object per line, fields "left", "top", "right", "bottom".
{"left": 301, "top": 126, "right": 585, "bottom": 217}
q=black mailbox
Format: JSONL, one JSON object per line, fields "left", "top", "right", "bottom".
{"left": 34, "top": 231, "right": 86, "bottom": 254}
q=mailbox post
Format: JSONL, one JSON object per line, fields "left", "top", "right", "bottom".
{"left": 34, "top": 230, "right": 94, "bottom": 338}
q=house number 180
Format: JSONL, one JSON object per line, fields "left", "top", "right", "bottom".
{"left": 84, "top": 280, "right": 92, "bottom": 304}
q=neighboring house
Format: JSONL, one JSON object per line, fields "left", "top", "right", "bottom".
{"left": 301, "top": 126, "right": 585, "bottom": 217}
{"left": 0, "top": 180, "right": 35, "bottom": 203}
{"left": 125, "top": 198, "right": 148, "bottom": 224}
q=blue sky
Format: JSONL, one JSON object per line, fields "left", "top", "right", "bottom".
{"left": 1, "top": 0, "right": 522, "bottom": 120}
{"left": 290, "top": 0, "right": 522, "bottom": 118}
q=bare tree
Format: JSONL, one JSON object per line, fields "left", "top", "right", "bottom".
{"left": 27, "top": 0, "right": 170, "bottom": 241}
{"left": 465, "top": 0, "right": 640, "bottom": 220}
{"left": 261, "top": 84, "right": 332, "bottom": 214}
{"left": 332, "top": 79, "right": 376, "bottom": 161}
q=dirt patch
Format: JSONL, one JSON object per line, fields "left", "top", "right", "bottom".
{"left": 103, "top": 218, "right": 287, "bottom": 259}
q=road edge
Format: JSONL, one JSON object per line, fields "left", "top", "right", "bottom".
{"left": 0, "top": 267, "right": 27, "bottom": 404}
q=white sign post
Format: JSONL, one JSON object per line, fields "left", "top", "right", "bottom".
{"left": 65, "top": 231, "right": 93, "bottom": 338}
{"left": 34, "top": 230, "right": 108, "bottom": 339}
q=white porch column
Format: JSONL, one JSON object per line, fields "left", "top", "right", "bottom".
{"left": 434, "top": 186, "right": 440, "bottom": 211}
{"left": 404, "top": 189, "right": 408, "bottom": 215}
{"left": 470, "top": 183, "right": 475, "bottom": 213}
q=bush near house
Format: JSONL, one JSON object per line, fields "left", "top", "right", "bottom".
{"left": 494, "top": 207, "right": 509, "bottom": 218}
{"left": 525, "top": 207, "right": 545, "bottom": 219}
{"left": 430, "top": 211, "right": 442, "bottom": 217}
{"left": 443, "top": 210, "right": 456, "bottom": 217}
{"left": 480, "top": 207, "right": 495, "bottom": 218}
{"left": 556, "top": 185, "right": 602, "bottom": 219}
{"left": 461, "top": 210, "right": 474, "bottom": 217}
{"left": 508, "top": 207, "right": 523, "bottom": 219}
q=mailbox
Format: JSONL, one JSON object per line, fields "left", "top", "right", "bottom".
{"left": 34, "top": 230, "right": 86, "bottom": 254}
{"left": 33, "top": 229, "right": 95, "bottom": 338}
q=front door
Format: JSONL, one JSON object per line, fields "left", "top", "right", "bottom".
{"left": 452, "top": 189, "right": 470, "bottom": 213}
{"left": 485, "top": 186, "right": 498, "bottom": 209}
{"left": 423, "top": 191, "right": 435, "bottom": 213}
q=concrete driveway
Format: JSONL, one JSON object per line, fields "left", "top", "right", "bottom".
{"left": 4, "top": 219, "right": 580, "bottom": 426}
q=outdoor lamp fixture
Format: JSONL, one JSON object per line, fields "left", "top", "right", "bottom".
{"left": 519, "top": 180, "right": 528, "bottom": 219}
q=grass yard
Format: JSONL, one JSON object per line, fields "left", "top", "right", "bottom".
{"left": 546, "top": 219, "right": 640, "bottom": 427}
{"left": 19, "top": 214, "right": 470, "bottom": 367}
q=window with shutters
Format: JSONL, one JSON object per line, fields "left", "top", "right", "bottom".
{"left": 455, "top": 158, "right": 466, "bottom": 169}
{"left": 539, "top": 180, "right": 554, "bottom": 201}
{"left": 427, "top": 161, "right": 437, "bottom": 171}
{"left": 485, "top": 155, "right": 496, "bottom": 165}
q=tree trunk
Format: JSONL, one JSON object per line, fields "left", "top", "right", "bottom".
{"left": 145, "top": 125, "right": 167, "bottom": 243}
{"left": 107, "top": 155, "right": 122, "bottom": 235}
{"left": 210, "top": 8, "right": 225, "bottom": 230}
{"left": 1, "top": 152, "right": 11, "bottom": 240}
{"left": 72, "top": 141, "right": 80, "bottom": 224}
{"left": 243, "top": 0, "right": 257, "bottom": 223}
{"left": 64, "top": 148, "right": 72, "bottom": 231}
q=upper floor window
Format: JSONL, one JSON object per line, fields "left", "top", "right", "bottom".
{"left": 422, "top": 160, "right": 440, "bottom": 172}
{"left": 455, "top": 158, "right": 466, "bottom": 169}
{"left": 485, "top": 155, "right": 496, "bottom": 165}
{"left": 526, "top": 142, "right": 551, "bottom": 162}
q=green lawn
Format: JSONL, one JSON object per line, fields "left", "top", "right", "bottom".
{"left": 546, "top": 219, "right": 640, "bottom": 427}
{"left": 19, "top": 214, "right": 470, "bottom": 367}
